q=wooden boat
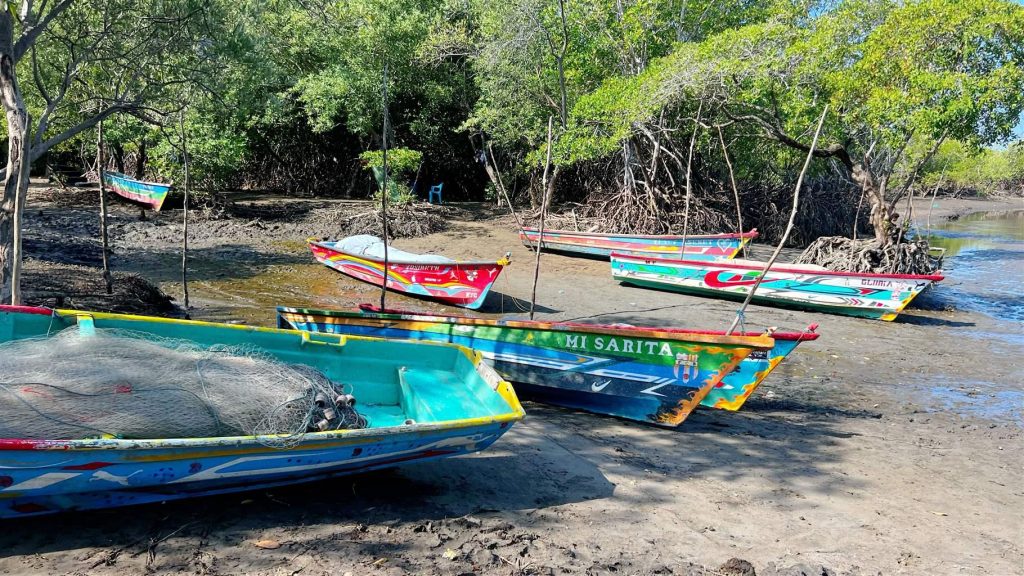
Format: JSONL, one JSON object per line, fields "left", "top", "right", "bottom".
{"left": 701, "top": 325, "right": 819, "bottom": 410}
{"left": 102, "top": 171, "right": 172, "bottom": 211}
{"left": 611, "top": 253, "right": 944, "bottom": 321}
{"left": 309, "top": 236, "right": 510, "bottom": 310}
{"left": 0, "top": 305, "right": 523, "bottom": 518}
{"left": 519, "top": 227, "right": 757, "bottom": 260}
{"left": 277, "top": 305, "right": 775, "bottom": 427}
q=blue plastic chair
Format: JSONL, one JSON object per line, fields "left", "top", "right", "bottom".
{"left": 428, "top": 183, "right": 443, "bottom": 204}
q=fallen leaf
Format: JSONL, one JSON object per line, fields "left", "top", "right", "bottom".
{"left": 254, "top": 539, "right": 281, "bottom": 549}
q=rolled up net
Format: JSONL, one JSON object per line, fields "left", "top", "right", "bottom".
{"left": 0, "top": 327, "right": 366, "bottom": 445}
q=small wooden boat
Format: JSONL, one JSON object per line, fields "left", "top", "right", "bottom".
{"left": 701, "top": 325, "right": 819, "bottom": 410}
{"left": 0, "top": 305, "right": 523, "bottom": 518}
{"left": 102, "top": 171, "right": 172, "bottom": 211}
{"left": 277, "top": 305, "right": 775, "bottom": 427}
{"left": 520, "top": 227, "right": 757, "bottom": 260}
{"left": 611, "top": 253, "right": 944, "bottom": 321}
{"left": 309, "top": 236, "right": 510, "bottom": 310}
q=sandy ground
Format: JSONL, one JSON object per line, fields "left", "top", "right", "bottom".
{"left": 2, "top": 186, "right": 1022, "bottom": 575}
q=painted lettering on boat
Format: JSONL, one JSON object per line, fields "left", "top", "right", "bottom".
{"left": 861, "top": 278, "right": 893, "bottom": 287}
{"left": 564, "top": 334, "right": 672, "bottom": 356}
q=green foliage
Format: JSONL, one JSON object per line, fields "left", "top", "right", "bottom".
{"left": 359, "top": 148, "right": 423, "bottom": 177}
{"left": 360, "top": 147, "right": 422, "bottom": 204}
{"left": 920, "top": 140, "right": 1024, "bottom": 194}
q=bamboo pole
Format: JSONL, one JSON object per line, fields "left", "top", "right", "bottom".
{"left": 179, "top": 111, "right": 190, "bottom": 308}
{"left": 717, "top": 125, "right": 746, "bottom": 258}
{"left": 529, "top": 116, "right": 554, "bottom": 320}
{"left": 379, "top": 64, "right": 390, "bottom": 311}
{"left": 678, "top": 101, "right": 703, "bottom": 258}
{"left": 727, "top": 106, "right": 829, "bottom": 335}
{"left": 97, "top": 120, "right": 112, "bottom": 294}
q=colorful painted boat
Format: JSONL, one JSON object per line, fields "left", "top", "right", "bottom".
{"left": 309, "top": 236, "right": 510, "bottom": 310}
{"left": 102, "top": 171, "right": 172, "bottom": 211}
{"left": 520, "top": 227, "right": 757, "bottom": 260}
{"left": 611, "top": 253, "right": 944, "bottom": 321}
{"left": 277, "top": 305, "right": 775, "bottom": 427}
{"left": 701, "top": 325, "right": 819, "bottom": 410}
{"left": 0, "top": 305, "right": 523, "bottom": 518}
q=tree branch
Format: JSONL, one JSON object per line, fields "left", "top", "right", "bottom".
{"left": 13, "top": 0, "right": 74, "bottom": 62}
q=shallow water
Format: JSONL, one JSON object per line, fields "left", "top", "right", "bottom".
{"left": 922, "top": 384, "right": 1024, "bottom": 427}
{"left": 921, "top": 210, "right": 1024, "bottom": 322}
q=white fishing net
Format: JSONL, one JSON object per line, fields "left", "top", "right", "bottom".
{"left": 0, "top": 327, "right": 366, "bottom": 445}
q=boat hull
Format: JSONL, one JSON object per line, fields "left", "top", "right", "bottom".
{"left": 102, "top": 171, "right": 172, "bottom": 211}
{"left": 611, "top": 254, "right": 943, "bottom": 321}
{"left": 309, "top": 241, "right": 507, "bottom": 310}
{"left": 701, "top": 337, "right": 807, "bottom": 410}
{"left": 277, "top": 306, "right": 776, "bottom": 427}
{"left": 520, "top": 228, "right": 756, "bottom": 260}
{"left": 0, "top": 306, "right": 523, "bottom": 518}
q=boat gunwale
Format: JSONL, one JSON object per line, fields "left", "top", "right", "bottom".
{"left": 104, "top": 171, "right": 173, "bottom": 191}
{"left": 0, "top": 306, "right": 525, "bottom": 451}
{"left": 520, "top": 227, "right": 758, "bottom": 241}
{"left": 349, "top": 304, "right": 819, "bottom": 342}
{"left": 279, "top": 305, "right": 779, "bottom": 348}
{"left": 309, "top": 239, "right": 509, "bottom": 268}
{"left": 610, "top": 252, "right": 945, "bottom": 281}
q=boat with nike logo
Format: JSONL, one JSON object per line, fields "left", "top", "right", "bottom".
{"left": 277, "top": 305, "right": 778, "bottom": 427}
{"left": 611, "top": 253, "right": 943, "bottom": 321}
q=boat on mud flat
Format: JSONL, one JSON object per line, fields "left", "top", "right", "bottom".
{"left": 309, "top": 235, "right": 511, "bottom": 310}
{"left": 611, "top": 253, "right": 944, "bottom": 321}
{"left": 0, "top": 305, "right": 523, "bottom": 518}
{"left": 701, "top": 325, "right": 819, "bottom": 410}
{"left": 519, "top": 227, "right": 757, "bottom": 260}
{"left": 276, "top": 305, "right": 775, "bottom": 427}
{"left": 102, "top": 171, "right": 172, "bottom": 211}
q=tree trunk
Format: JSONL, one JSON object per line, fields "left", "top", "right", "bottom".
{"left": 851, "top": 163, "right": 895, "bottom": 245}
{"left": 135, "top": 139, "right": 148, "bottom": 180}
{"left": 0, "top": 14, "right": 32, "bottom": 305}
{"left": 111, "top": 141, "right": 125, "bottom": 173}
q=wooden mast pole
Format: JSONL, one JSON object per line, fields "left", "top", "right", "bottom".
{"left": 97, "top": 120, "right": 112, "bottom": 294}
{"left": 727, "top": 107, "right": 829, "bottom": 335}
{"left": 529, "top": 116, "right": 554, "bottom": 320}
{"left": 179, "top": 110, "right": 190, "bottom": 308}
{"left": 379, "top": 64, "right": 390, "bottom": 311}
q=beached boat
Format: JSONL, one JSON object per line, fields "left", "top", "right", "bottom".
{"left": 0, "top": 305, "right": 523, "bottom": 518}
{"left": 519, "top": 227, "right": 757, "bottom": 260}
{"left": 102, "top": 171, "right": 172, "bottom": 211}
{"left": 611, "top": 253, "right": 943, "bottom": 321}
{"left": 309, "top": 235, "right": 510, "bottom": 310}
{"left": 701, "top": 326, "right": 819, "bottom": 410}
{"left": 277, "top": 305, "right": 775, "bottom": 427}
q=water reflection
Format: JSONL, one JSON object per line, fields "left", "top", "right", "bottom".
{"left": 918, "top": 210, "right": 1024, "bottom": 322}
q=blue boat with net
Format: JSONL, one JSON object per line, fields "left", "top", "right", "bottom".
{"left": 0, "top": 306, "right": 523, "bottom": 518}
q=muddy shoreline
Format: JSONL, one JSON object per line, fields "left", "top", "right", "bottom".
{"left": 3, "top": 185, "right": 1021, "bottom": 575}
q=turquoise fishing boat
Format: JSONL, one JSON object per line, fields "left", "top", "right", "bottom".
{"left": 277, "top": 305, "right": 779, "bottom": 426}
{"left": 102, "top": 171, "right": 172, "bottom": 211}
{"left": 611, "top": 253, "right": 943, "bottom": 321}
{"left": 0, "top": 306, "right": 523, "bottom": 518}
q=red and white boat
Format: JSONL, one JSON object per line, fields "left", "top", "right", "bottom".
{"left": 309, "top": 236, "right": 510, "bottom": 309}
